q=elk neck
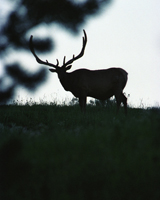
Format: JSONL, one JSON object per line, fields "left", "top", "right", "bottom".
{"left": 57, "top": 70, "right": 72, "bottom": 91}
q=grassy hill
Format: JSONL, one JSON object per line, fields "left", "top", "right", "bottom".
{"left": 0, "top": 102, "right": 160, "bottom": 200}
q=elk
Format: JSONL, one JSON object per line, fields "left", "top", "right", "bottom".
{"left": 29, "top": 30, "right": 128, "bottom": 114}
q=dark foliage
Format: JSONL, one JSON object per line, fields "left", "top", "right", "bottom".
{"left": 1, "top": 0, "right": 111, "bottom": 52}
{"left": 0, "top": 138, "right": 31, "bottom": 200}
{"left": 0, "top": 63, "right": 47, "bottom": 104}
{"left": 6, "top": 63, "right": 47, "bottom": 89}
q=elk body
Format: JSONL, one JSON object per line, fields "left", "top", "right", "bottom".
{"left": 29, "top": 30, "right": 128, "bottom": 114}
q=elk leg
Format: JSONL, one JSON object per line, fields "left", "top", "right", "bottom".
{"left": 115, "top": 92, "right": 122, "bottom": 114}
{"left": 115, "top": 97, "right": 121, "bottom": 114}
{"left": 79, "top": 97, "right": 86, "bottom": 112}
{"left": 122, "top": 93, "right": 127, "bottom": 115}
{"left": 115, "top": 93, "right": 127, "bottom": 115}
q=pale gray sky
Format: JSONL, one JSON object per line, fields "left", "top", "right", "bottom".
{"left": 1, "top": 0, "right": 160, "bottom": 107}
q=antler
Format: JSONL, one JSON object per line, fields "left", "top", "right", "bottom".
{"left": 29, "top": 35, "right": 59, "bottom": 69}
{"left": 29, "top": 30, "right": 87, "bottom": 69}
{"left": 62, "top": 29, "right": 87, "bottom": 68}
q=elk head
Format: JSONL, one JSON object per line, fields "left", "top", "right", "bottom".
{"left": 29, "top": 30, "right": 87, "bottom": 79}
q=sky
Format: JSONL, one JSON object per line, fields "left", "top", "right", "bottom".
{"left": 1, "top": 0, "right": 160, "bottom": 107}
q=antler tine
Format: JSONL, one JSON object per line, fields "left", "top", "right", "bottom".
{"left": 62, "top": 29, "right": 87, "bottom": 68}
{"left": 63, "top": 56, "right": 66, "bottom": 65}
{"left": 56, "top": 59, "right": 59, "bottom": 66}
{"left": 29, "top": 35, "right": 58, "bottom": 69}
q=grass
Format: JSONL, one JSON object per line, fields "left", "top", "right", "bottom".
{"left": 0, "top": 101, "right": 160, "bottom": 200}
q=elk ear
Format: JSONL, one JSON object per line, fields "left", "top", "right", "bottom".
{"left": 49, "top": 69, "right": 56, "bottom": 73}
{"left": 65, "top": 65, "right": 72, "bottom": 71}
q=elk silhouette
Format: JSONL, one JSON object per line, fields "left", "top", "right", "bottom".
{"left": 29, "top": 30, "right": 128, "bottom": 114}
